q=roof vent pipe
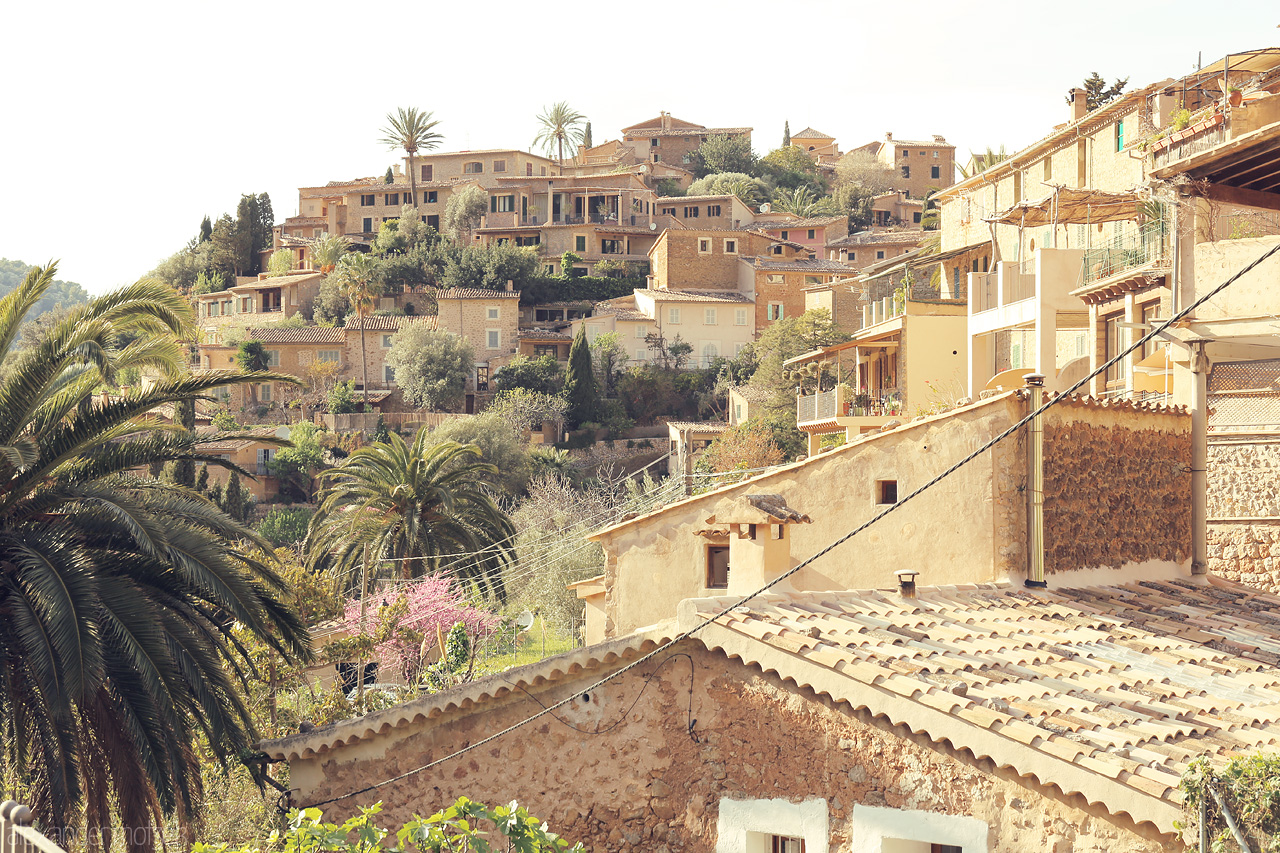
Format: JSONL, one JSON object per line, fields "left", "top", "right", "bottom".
{"left": 895, "top": 569, "right": 919, "bottom": 599}
{"left": 1024, "top": 373, "right": 1048, "bottom": 589}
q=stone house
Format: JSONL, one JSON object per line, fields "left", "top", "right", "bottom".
{"left": 196, "top": 425, "right": 290, "bottom": 501}
{"left": 591, "top": 391, "right": 1189, "bottom": 638}
{"left": 851, "top": 132, "right": 956, "bottom": 200}
{"left": 727, "top": 384, "right": 768, "bottom": 427}
{"left": 574, "top": 298, "right": 656, "bottom": 364}
{"left": 265, "top": 475, "right": 1276, "bottom": 853}
{"left": 285, "top": 172, "right": 485, "bottom": 241}
{"left": 746, "top": 215, "right": 849, "bottom": 255}
{"left": 649, "top": 229, "right": 792, "bottom": 293}
{"left": 433, "top": 287, "right": 522, "bottom": 391}
{"left": 737, "top": 256, "right": 854, "bottom": 330}
{"left": 620, "top": 112, "right": 752, "bottom": 169}
{"left": 195, "top": 271, "right": 324, "bottom": 327}
{"left": 826, "top": 230, "right": 924, "bottom": 270}
{"left": 790, "top": 126, "right": 841, "bottom": 163}
{"left": 655, "top": 194, "right": 756, "bottom": 230}
{"left": 634, "top": 288, "right": 756, "bottom": 366}
{"left": 560, "top": 139, "right": 697, "bottom": 192}
{"left": 870, "top": 191, "right": 925, "bottom": 230}
{"left": 800, "top": 277, "right": 862, "bottom": 333}
{"left": 666, "top": 420, "right": 728, "bottom": 477}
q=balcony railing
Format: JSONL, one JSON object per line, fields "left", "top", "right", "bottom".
{"left": 972, "top": 271, "right": 998, "bottom": 312}
{"left": 1081, "top": 220, "right": 1169, "bottom": 284}
{"left": 862, "top": 295, "right": 905, "bottom": 328}
{"left": 1005, "top": 265, "right": 1035, "bottom": 303}
{"left": 797, "top": 386, "right": 904, "bottom": 424}
{"left": 1150, "top": 114, "right": 1226, "bottom": 170}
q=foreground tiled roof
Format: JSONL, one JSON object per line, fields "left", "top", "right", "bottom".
{"left": 748, "top": 216, "right": 844, "bottom": 231}
{"left": 517, "top": 329, "right": 575, "bottom": 341}
{"left": 641, "top": 288, "right": 753, "bottom": 304}
{"left": 749, "top": 258, "right": 854, "bottom": 273}
{"left": 792, "top": 127, "right": 835, "bottom": 140}
{"left": 434, "top": 288, "right": 522, "bottom": 300}
{"left": 689, "top": 575, "right": 1280, "bottom": 835}
{"left": 828, "top": 230, "right": 926, "bottom": 248}
{"left": 250, "top": 326, "right": 344, "bottom": 344}
{"left": 343, "top": 315, "right": 432, "bottom": 331}
{"left": 666, "top": 421, "right": 728, "bottom": 432}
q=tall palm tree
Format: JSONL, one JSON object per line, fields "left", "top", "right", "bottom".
{"left": 0, "top": 264, "right": 310, "bottom": 850}
{"left": 957, "top": 145, "right": 1010, "bottom": 179}
{"left": 333, "top": 252, "right": 381, "bottom": 408}
{"left": 304, "top": 433, "right": 515, "bottom": 599}
{"left": 532, "top": 102, "right": 586, "bottom": 169}
{"left": 379, "top": 107, "right": 443, "bottom": 208}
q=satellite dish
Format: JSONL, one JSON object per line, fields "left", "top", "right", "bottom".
{"left": 649, "top": 222, "right": 658, "bottom": 231}
{"left": 515, "top": 610, "right": 535, "bottom": 632}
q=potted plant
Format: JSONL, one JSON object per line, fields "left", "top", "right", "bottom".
{"left": 1228, "top": 86, "right": 1243, "bottom": 108}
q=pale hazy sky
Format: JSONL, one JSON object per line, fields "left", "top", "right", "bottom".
{"left": 3, "top": 0, "right": 1276, "bottom": 294}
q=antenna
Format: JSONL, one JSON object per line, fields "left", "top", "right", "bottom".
{"left": 515, "top": 610, "right": 535, "bottom": 632}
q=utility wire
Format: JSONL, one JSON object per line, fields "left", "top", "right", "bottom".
{"left": 302, "top": 238, "right": 1280, "bottom": 810}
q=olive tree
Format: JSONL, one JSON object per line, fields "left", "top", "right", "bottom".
{"left": 385, "top": 324, "right": 474, "bottom": 411}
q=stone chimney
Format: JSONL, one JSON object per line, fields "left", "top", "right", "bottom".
{"left": 1068, "top": 88, "right": 1089, "bottom": 122}
{"left": 884, "top": 131, "right": 893, "bottom": 141}
{"left": 700, "top": 494, "right": 812, "bottom": 596}
{"left": 932, "top": 135, "right": 947, "bottom": 144}
{"left": 505, "top": 279, "right": 514, "bottom": 292}
{"left": 660, "top": 111, "right": 672, "bottom": 132}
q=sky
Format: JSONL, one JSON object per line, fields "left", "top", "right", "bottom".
{"left": 3, "top": 0, "right": 1277, "bottom": 294}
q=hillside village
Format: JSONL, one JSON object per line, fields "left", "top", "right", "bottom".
{"left": 7, "top": 42, "right": 1280, "bottom": 853}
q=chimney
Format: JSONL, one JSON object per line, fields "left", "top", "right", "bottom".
{"left": 895, "top": 569, "right": 919, "bottom": 599}
{"left": 660, "top": 111, "right": 672, "bottom": 132}
{"left": 700, "top": 495, "right": 812, "bottom": 597}
{"left": 884, "top": 131, "right": 893, "bottom": 141}
{"left": 932, "top": 135, "right": 946, "bottom": 144}
{"left": 1068, "top": 88, "right": 1088, "bottom": 122}
{"left": 505, "top": 279, "right": 514, "bottom": 292}
{"left": 1023, "top": 373, "right": 1047, "bottom": 589}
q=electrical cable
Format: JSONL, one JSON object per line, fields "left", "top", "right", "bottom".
{"left": 302, "top": 237, "right": 1280, "bottom": 811}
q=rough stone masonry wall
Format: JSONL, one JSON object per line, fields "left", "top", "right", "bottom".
{"left": 1207, "top": 438, "right": 1280, "bottom": 592}
{"left": 289, "top": 642, "right": 1176, "bottom": 853}
{"left": 1043, "top": 412, "right": 1191, "bottom": 574}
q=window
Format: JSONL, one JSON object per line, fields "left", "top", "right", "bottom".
{"left": 931, "top": 165, "right": 941, "bottom": 179}
{"left": 463, "top": 161, "right": 483, "bottom": 174}
{"left": 533, "top": 344, "right": 558, "bottom": 358}
{"left": 1043, "top": 157, "right": 1052, "bottom": 181}
{"left": 707, "top": 204, "right": 722, "bottom": 217}
{"left": 684, "top": 206, "right": 700, "bottom": 218}
{"left": 770, "top": 838, "right": 803, "bottom": 853}
{"left": 382, "top": 334, "right": 394, "bottom": 348}
{"left": 601, "top": 239, "right": 623, "bottom": 254}
{"left": 575, "top": 235, "right": 587, "bottom": 252}
{"left": 668, "top": 307, "right": 681, "bottom": 324}
{"left": 913, "top": 212, "right": 922, "bottom": 223}
{"left": 901, "top": 149, "right": 909, "bottom": 158}
{"left": 635, "top": 347, "right": 648, "bottom": 360}
{"left": 901, "top": 165, "right": 911, "bottom": 178}
{"left": 734, "top": 308, "right": 748, "bottom": 326}
{"left": 491, "top": 195, "right": 515, "bottom": 213}
{"left": 492, "top": 159, "right": 506, "bottom": 172}
{"left": 704, "top": 308, "right": 717, "bottom": 325}
{"left": 702, "top": 341, "right": 718, "bottom": 361}
{"left": 698, "top": 238, "right": 712, "bottom": 254}
{"left": 661, "top": 206, "right": 677, "bottom": 216}
{"left": 705, "top": 544, "right": 730, "bottom": 588}
{"left": 486, "top": 329, "right": 500, "bottom": 349}
{"left": 517, "top": 235, "right": 540, "bottom": 246}
{"left": 877, "top": 479, "right": 898, "bottom": 505}
{"left": 650, "top": 138, "right": 659, "bottom": 147}
{"left": 933, "top": 150, "right": 940, "bottom": 158}
{"left": 318, "top": 350, "right": 340, "bottom": 363}
{"left": 724, "top": 239, "right": 737, "bottom": 254}
{"left": 766, "top": 274, "right": 785, "bottom": 284}
{"left": 485, "top": 306, "right": 500, "bottom": 321}
{"left": 258, "top": 383, "right": 272, "bottom": 403}
{"left": 780, "top": 230, "right": 789, "bottom": 240}
{"left": 384, "top": 365, "right": 396, "bottom": 383}
{"left": 1141, "top": 301, "right": 1161, "bottom": 359}
{"left": 635, "top": 324, "right": 647, "bottom": 338}
{"left": 360, "top": 194, "right": 375, "bottom": 206}
{"left": 1115, "top": 119, "right": 1125, "bottom": 152}
{"left": 876, "top": 250, "right": 885, "bottom": 260}
{"left": 1105, "top": 313, "right": 1128, "bottom": 383}
{"left": 805, "top": 275, "right": 823, "bottom": 286}
{"left": 425, "top": 190, "right": 438, "bottom": 203}
{"left": 264, "top": 349, "right": 280, "bottom": 367}
{"left": 767, "top": 303, "right": 784, "bottom": 321}
{"left": 804, "top": 229, "right": 814, "bottom": 240}
{"left": 384, "top": 193, "right": 399, "bottom": 206}
{"left": 421, "top": 164, "right": 432, "bottom": 181}
{"left": 362, "top": 217, "right": 373, "bottom": 232}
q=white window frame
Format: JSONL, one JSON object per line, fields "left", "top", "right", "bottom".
{"left": 704, "top": 308, "right": 717, "bottom": 325}
{"left": 486, "top": 306, "right": 500, "bottom": 320}
{"left": 317, "top": 350, "right": 340, "bottom": 363}
{"left": 382, "top": 334, "right": 394, "bottom": 348}
{"left": 724, "top": 238, "right": 738, "bottom": 254}
{"left": 264, "top": 350, "right": 280, "bottom": 367}
{"left": 766, "top": 274, "right": 785, "bottom": 284}
{"left": 768, "top": 302, "right": 784, "bottom": 321}
{"left": 698, "top": 238, "right": 712, "bottom": 254}
{"left": 634, "top": 324, "right": 647, "bottom": 339}
{"left": 735, "top": 308, "right": 748, "bottom": 326}
{"left": 485, "top": 329, "right": 500, "bottom": 350}
{"left": 635, "top": 347, "right": 648, "bottom": 361}
{"left": 848, "top": 805, "right": 988, "bottom": 853}
{"left": 714, "top": 797, "right": 828, "bottom": 853}
{"left": 668, "top": 307, "right": 681, "bottom": 324}
{"left": 384, "top": 364, "right": 396, "bottom": 383}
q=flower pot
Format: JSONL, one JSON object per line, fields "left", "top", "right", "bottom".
{"left": 1229, "top": 90, "right": 1244, "bottom": 108}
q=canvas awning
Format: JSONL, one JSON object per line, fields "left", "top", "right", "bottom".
{"left": 985, "top": 186, "right": 1142, "bottom": 227}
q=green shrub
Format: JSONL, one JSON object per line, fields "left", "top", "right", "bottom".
{"left": 257, "top": 506, "right": 315, "bottom": 547}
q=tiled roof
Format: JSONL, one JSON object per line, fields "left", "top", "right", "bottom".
{"left": 792, "top": 127, "right": 835, "bottom": 140}
{"left": 195, "top": 425, "right": 287, "bottom": 452}
{"left": 666, "top": 421, "right": 728, "bottom": 432}
{"left": 656, "top": 194, "right": 741, "bottom": 203}
{"left": 434, "top": 288, "right": 522, "bottom": 300}
{"left": 641, "top": 288, "right": 753, "bottom": 304}
{"left": 517, "top": 329, "right": 575, "bottom": 342}
{"left": 747, "top": 216, "right": 844, "bottom": 231}
{"left": 883, "top": 137, "right": 955, "bottom": 148}
{"left": 281, "top": 216, "right": 327, "bottom": 227}
{"left": 749, "top": 258, "right": 855, "bottom": 273}
{"left": 343, "top": 315, "right": 423, "bottom": 331}
{"left": 250, "top": 327, "right": 345, "bottom": 344}
{"left": 688, "top": 575, "right": 1280, "bottom": 835}
{"left": 627, "top": 127, "right": 752, "bottom": 138}
{"left": 828, "top": 230, "right": 925, "bottom": 248}
{"left": 730, "top": 384, "right": 771, "bottom": 402}
{"left": 228, "top": 273, "right": 324, "bottom": 292}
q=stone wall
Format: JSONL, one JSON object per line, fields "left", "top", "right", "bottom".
{"left": 1042, "top": 407, "right": 1191, "bottom": 573}
{"left": 1208, "top": 520, "right": 1280, "bottom": 592}
{"left": 284, "top": 642, "right": 1176, "bottom": 853}
{"left": 1206, "top": 437, "right": 1280, "bottom": 592}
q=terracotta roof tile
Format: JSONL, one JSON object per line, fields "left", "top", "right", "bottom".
{"left": 640, "top": 288, "right": 753, "bottom": 304}
{"left": 250, "top": 327, "right": 344, "bottom": 344}
{"left": 434, "top": 288, "right": 522, "bottom": 300}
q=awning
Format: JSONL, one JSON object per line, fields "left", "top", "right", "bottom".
{"left": 985, "top": 186, "right": 1142, "bottom": 227}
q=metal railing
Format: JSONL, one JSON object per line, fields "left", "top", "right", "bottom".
{"left": 797, "top": 386, "right": 904, "bottom": 422}
{"left": 1081, "top": 220, "right": 1169, "bottom": 284}
{"left": 1, "top": 801, "right": 67, "bottom": 853}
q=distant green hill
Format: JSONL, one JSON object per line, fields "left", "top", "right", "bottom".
{"left": 0, "top": 258, "right": 90, "bottom": 316}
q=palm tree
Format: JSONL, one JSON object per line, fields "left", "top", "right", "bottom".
{"left": 772, "top": 186, "right": 821, "bottom": 217}
{"left": 957, "top": 145, "right": 1010, "bottom": 179}
{"left": 532, "top": 102, "right": 586, "bottom": 169}
{"left": 307, "top": 233, "right": 350, "bottom": 273}
{"left": 333, "top": 252, "right": 381, "bottom": 408}
{"left": 379, "top": 107, "right": 444, "bottom": 208}
{"left": 304, "top": 433, "right": 516, "bottom": 599}
{"left": 0, "top": 264, "right": 310, "bottom": 849}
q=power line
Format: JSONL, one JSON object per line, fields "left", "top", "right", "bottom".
{"left": 301, "top": 238, "right": 1280, "bottom": 810}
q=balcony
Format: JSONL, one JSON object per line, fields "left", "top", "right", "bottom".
{"left": 862, "top": 294, "right": 905, "bottom": 328}
{"left": 796, "top": 385, "right": 904, "bottom": 428}
{"left": 1080, "top": 220, "right": 1169, "bottom": 286}
{"left": 969, "top": 261, "right": 1036, "bottom": 315}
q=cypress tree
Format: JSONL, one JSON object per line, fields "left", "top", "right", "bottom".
{"left": 195, "top": 463, "right": 209, "bottom": 492}
{"left": 582, "top": 121, "right": 593, "bottom": 149}
{"left": 174, "top": 398, "right": 196, "bottom": 488}
{"left": 225, "top": 473, "right": 245, "bottom": 522}
{"left": 563, "top": 325, "right": 600, "bottom": 429}
{"left": 385, "top": 167, "right": 394, "bottom": 184}
{"left": 783, "top": 120, "right": 791, "bottom": 147}
{"left": 199, "top": 215, "right": 213, "bottom": 243}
